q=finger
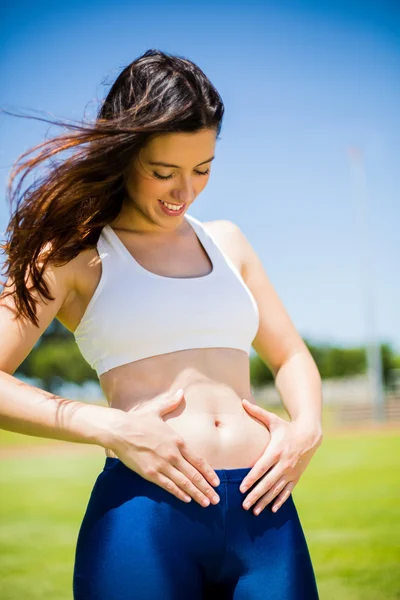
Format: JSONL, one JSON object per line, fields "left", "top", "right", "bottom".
{"left": 239, "top": 449, "right": 280, "bottom": 493}
{"left": 242, "top": 466, "right": 282, "bottom": 510}
{"left": 164, "top": 463, "right": 220, "bottom": 507}
{"left": 155, "top": 472, "right": 193, "bottom": 504}
{"left": 251, "top": 476, "right": 288, "bottom": 515}
{"left": 157, "top": 389, "right": 185, "bottom": 417}
{"left": 241, "top": 399, "right": 276, "bottom": 427}
{"left": 180, "top": 442, "right": 221, "bottom": 487}
{"left": 271, "top": 481, "right": 296, "bottom": 513}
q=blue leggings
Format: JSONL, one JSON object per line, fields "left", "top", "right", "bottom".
{"left": 73, "top": 457, "right": 319, "bottom": 599}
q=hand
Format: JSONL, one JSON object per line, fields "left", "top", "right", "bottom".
{"left": 109, "top": 389, "right": 221, "bottom": 508}
{"left": 239, "top": 398, "right": 323, "bottom": 515}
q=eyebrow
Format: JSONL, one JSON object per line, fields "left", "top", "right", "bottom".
{"left": 148, "top": 156, "right": 215, "bottom": 168}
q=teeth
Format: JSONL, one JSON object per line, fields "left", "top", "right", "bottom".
{"left": 160, "top": 200, "right": 184, "bottom": 211}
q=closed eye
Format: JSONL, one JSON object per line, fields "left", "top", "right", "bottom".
{"left": 153, "top": 169, "right": 210, "bottom": 180}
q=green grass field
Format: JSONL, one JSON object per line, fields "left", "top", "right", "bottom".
{"left": 0, "top": 428, "right": 399, "bottom": 599}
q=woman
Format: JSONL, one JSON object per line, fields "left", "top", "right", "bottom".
{"left": 0, "top": 49, "right": 323, "bottom": 599}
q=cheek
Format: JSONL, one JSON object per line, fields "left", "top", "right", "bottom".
{"left": 144, "top": 179, "right": 169, "bottom": 198}
{"left": 128, "top": 173, "right": 166, "bottom": 198}
{"left": 196, "top": 176, "right": 210, "bottom": 193}
{"left": 125, "top": 161, "right": 165, "bottom": 197}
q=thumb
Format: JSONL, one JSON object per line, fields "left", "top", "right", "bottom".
{"left": 158, "top": 388, "right": 185, "bottom": 416}
{"left": 241, "top": 398, "right": 277, "bottom": 427}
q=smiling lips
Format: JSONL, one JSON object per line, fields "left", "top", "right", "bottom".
{"left": 159, "top": 199, "right": 185, "bottom": 210}
{"left": 158, "top": 199, "right": 186, "bottom": 216}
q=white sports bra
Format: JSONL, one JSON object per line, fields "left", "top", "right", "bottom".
{"left": 73, "top": 213, "right": 260, "bottom": 376}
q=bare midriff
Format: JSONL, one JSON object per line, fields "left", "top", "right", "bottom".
{"left": 99, "top": 347, "right": 271, "bottom": 469}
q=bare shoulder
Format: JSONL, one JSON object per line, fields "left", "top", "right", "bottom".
{"left": 55, "top": 245, "right": 102, "bottom": 330}
{"left": 203, "top": 219, "right": 239, "bottom": 239}
{"left": 0, "top": 249, "right": 79, "bottom": 374}
{"left": 202, "top": 219, "right": 246, "bottom": 276}
{"left": 204, "top": 220, "right": 307, "bottom": 376}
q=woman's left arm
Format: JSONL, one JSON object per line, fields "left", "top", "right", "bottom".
{"left": 230, "top": 220, "right": 323, "bottom": 515}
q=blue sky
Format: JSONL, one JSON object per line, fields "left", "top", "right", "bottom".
{"left": 1, "top": 0, "right": 399, "bottom": 352}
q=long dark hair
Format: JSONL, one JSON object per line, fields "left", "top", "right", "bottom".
{"left": 0, "top": 49, "right": 224, "bottom": 326}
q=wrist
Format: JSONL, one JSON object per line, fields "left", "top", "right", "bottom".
{"left": 91, "top": 405, "right": 128, "bottom": 450}
{"left": 292, "top": 417, "right": 323, "bottom": 440}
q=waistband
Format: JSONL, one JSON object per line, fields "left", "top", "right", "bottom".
{"left": 103, "top": 457, "right": 252, "bottom": 483}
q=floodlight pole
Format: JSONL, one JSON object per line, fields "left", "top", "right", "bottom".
{"left": 347, "top": 146, "right": 385, "bottom": 422}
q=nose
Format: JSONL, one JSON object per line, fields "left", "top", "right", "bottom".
{"left": 170, "top": 176, "right": 195, "bottom": 204}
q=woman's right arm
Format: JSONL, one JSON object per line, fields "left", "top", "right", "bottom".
{"left": 0, "top": 258, "right": 126, "bottom": 449}
{"left": 0, "top": 259, "right": 221, "bottom": 506}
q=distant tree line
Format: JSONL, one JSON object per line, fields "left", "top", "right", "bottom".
{"left": 17, "top": 320, "right": 98, "bottom": 393}
{"left": 250, "top": 339, "right": 400, "bottom": 389}
{"left": 16, "top": 320, "right": 400, "bottom": 393}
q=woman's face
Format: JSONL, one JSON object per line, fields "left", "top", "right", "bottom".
{"left": 122, "top": 128, "right": 217, "bottom": 230}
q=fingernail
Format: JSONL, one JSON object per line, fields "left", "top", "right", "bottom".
{"left": 240, "top": 485, "right": 248, "bottom": 493}
{"left": 243, "top": 501, "right": 251, "bottom": 509}
{"left": 212, "top": 478, "right": 220, "bottom": 486}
